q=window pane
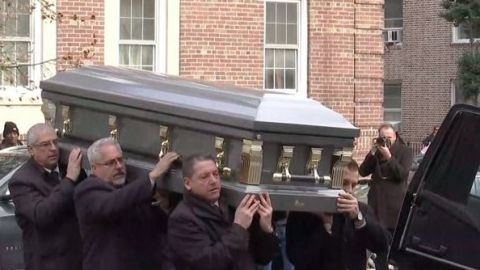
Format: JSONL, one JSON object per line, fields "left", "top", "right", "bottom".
{"left": 142, "top": 66, "right": 153, "bottom": 71}
{"left": 385, "top": 0, "right": 403, "bottom": 20}
{"left": 275, "top": 49, "right": 284, "bottom": 68}
{"left": 266, "top": 23, "right": 275, "bottom": 44}
{"left": 285, "top": 50, "right": 296, "bottom": 68}
{"left": 265, "top": 69, "right": 274, "bottom": 89}
{"left": 5, "top": 16, "right": 15, "bottom": 36}
{"left": 266, "top": 2, "right": 275, "bottom": 23}
{"left": 3, "top": 42, "right": 15, "bottom": 62}
{"left": 17, "top": 14, "right": 30, "bottom": 37}
{"left": 0, "top": 14, "right": 5, "bottom": 35}
{"left": 459, "top": 23, "right": 480, "bottom": 39}
{"left": 384, "top": 111, "right": 401, "bottom": 122}
{"left": 16, "top": 65, "right": 28, "bottom": 86}
{"left": 275, "top": 69, "right": 285, "bottom": 89}
{"left": 287, "top": 3, "right": 297, "bottom": 23}
{"left": 120, "top": 0, "right": 131, "bottom": 17}
{"left": 285, "top": 69, "right": 295, "bottom": 89}
{"left": 276, "top": 3, "right": 286, "bottom": 24}
{"left": 120, "top": 18, "right": 131, "bottom": 39}
{"left": 144, "top": 0, "right": 154, "bottom": 18}
{"left": 5, "top": 0, "right": 15, "bottom": 13}
{"left": 265, "top": 49, "right": 274, "bottom": 68}
{"left": 142, "top": 45, "right": 153, "bottom": 66}
{"left": 132, "top": 0, "right": 142, "bottom": 17}
{"left": 16, "top": 42, "right": 28, "bottom": 63}
{"left": 287, "top": 24, "right": 297, "bottom": 44}
{"left": 143, "top": 18, "right": 154, "bottom": 40}
{"left": 119, "top": 45, "right": 129, "bottom": 65}
{"left": 130, "top": 45, "right": 141, "bottom": 65}
{"left": 276, "top": 23, "right": 286, "bottom": 44}
{"left": 132, "top": 18, "right": 142, "bottom": 40}
{"left": 384, "top": 84, "right": 401, "bottom": 108}
{"left": 17, "top": 0, "right": 30, "bottom": 13}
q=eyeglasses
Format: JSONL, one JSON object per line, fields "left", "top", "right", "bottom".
{"left": 96, "top": 157, "right": 125, "bottom": 167}
{"left": 32, "top": 139, "right": 58, "bottom": 149}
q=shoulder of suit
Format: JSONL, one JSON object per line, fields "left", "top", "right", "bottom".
{"left": 76, "top": 175, "right": 112, "bottom": 190}
{"left": 10, "top": 159, "right": 42, "bottom": 184}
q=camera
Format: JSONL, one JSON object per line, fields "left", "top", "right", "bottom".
{"left": 375, "top": 136, "right": 391, "bottom": 148}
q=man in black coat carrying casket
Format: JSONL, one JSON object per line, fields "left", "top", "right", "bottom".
{"left": 74, "top": 137, "right": 178, "bottom": 270}
{"left": 168, "top": 154, "right": 279, "bottom": 270}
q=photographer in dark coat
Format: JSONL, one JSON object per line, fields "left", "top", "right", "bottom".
{"left": 9, "top": 123, "right": 86, "bottom": 270}
{"left": 168, "top": 154, "right": 278, "bottom": 270}
{"left": 74, "top": 137, "right": 178, "bottom": 270}
{"left": 286, "top": 160, "right": 389, "bottom": 270}
{"left": 359, "top": 123, "right": 412, "bottom": 269}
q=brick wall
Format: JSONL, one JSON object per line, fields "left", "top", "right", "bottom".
{"left": 180, "top": 0, "right": 384, "bottom": 161}
{"left": 384, "top": 0, "right": 469, "bottom": 142}
{"left": 309, "top": 0, "right": 384, "bottom": 160}
{"left": 180, "top": 0, "right": 264, "bottom": 88}
{"left": 57, "top": 0, "right": 104, "bottom": 71}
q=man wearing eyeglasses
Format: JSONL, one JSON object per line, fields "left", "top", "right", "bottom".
{"left": 74, "top": 137, "right": 178, "bottom": 270}
{"left": 9, "top": 123, "right": 86, "bottom": 270}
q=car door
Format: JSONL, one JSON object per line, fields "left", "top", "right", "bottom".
{"left": 390, "top": 104, "right": 480, "bottom": 270}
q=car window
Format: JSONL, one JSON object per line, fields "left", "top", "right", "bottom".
{"left": 471, "top": 168, "right": 480, "bottom": 197}
{"left": 0, "top": 151, "right": 29, "bottom": 179}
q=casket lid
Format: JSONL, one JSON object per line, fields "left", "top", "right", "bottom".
{"left": 40, "top": 66, "right": 359, "bottom": 138}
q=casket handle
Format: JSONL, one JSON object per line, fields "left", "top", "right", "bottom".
{"left": 159, "top": 126, "right": 170, "bottom": 158}
{"left": 215, "top": 137, "right": 231, "bottom": 177}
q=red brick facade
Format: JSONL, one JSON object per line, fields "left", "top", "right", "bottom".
{"left": 180, "top": 0, "right": 384, "bottom": 160}
{"left": 57, "top": 0, "right": 104, "bottom": 70}
{"left": 54, "top": 0, "right": 384, "bottom": 160}
{"left": 385, "top": 0, "right": 470, "bottom": 142}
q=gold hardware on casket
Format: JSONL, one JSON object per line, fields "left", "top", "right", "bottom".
{"left": 108, "top": 115, "right": 119, "bottom": 140}
{"left": 240, "top": 139, "right": 263, "bottom": 185}
{"left": 158, "top": 126, "right": 170, "bottom": 158}
{"left": 215, "top": 137, "right": 231, "bottom": 177}
{"left": 273, "top": 146, "right": 294, "bottom": 182}
{"left": 331, "top": 147, "right": 353, "bottom": 189}
{"left": 61, "top": 105, "right": 72, "bottom": 136}
{"left": 306, "top": 148, "right": 323, "bottom": 184}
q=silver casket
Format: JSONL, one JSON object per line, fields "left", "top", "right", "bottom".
{"left": 40, "top": 66, "right": 359, "bottom": 212}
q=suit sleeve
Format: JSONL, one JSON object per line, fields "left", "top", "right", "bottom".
{"left": 379, "top": 146, "right": 413, "bottom": 183}
{"left": 9, "top": 174, "right": 76, "bottom": 228}
{"left": 359, "top": 152, "right": 376, "bottom": 177}
{"left": 249, "top": 216, "right": 279, "bottom": 265}
{"left": 168, "top": 212, "right": 249, "bottom": 270}
{"left": 74, "top": 176, "right": 153, "bottom": 221}
{"left": 355, "top": 204, "right": 389, "bottom": 253}
{"left": 286, "top": 212, "right": 324, "bottom": 267}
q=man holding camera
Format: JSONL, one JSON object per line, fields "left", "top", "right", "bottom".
{"left": 359, "top": 123, "right": 412, "bottom": 269}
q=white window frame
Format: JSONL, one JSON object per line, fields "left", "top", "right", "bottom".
{"left": 452, "top": 25, "right": 480, "bottom": 44}
{"left": 263, "top": 0, "right": 307, "bottom": 97}
{"left": 451, "top": 80, "right": 480, "bottom": 106}
{"left": 117, "top": 0, "right": 167, "bottom": 73}
{"left": 0, "top": 0, "right": 41, "bottom": 92}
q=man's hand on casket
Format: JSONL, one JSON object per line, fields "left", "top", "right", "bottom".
{"left": 234, "top": 194, "right": 259, "bottom": 230}
{"left": 257, "top": 193, "right": 274, "bottom": 233}
{"left": 66, "top": 148, "right": 83, "bottom": 182}
{"left": 337, "top": 192, "right": 360, "bottom": 220}
{"left": 149, "top": 152, "right": 180, "bottom": 183}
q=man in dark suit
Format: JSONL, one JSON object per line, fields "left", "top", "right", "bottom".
{"left": 74, "top": 137, "right": 178, "bottom": 270}
{"left": 168, "top": 154, "right": 278, "bottom": 270}
{"left": 9, "top": 123, "right": 86, "bottom": 270}
{"left": 359, "top": 123, "right": 413, "bottom": 270}
{"left": 286, "top": 160, "right": 389, "bottom": 270}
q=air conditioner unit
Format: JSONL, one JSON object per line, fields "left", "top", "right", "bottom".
{"left": 385, "top": 29, "right": 402, "bottom": 44}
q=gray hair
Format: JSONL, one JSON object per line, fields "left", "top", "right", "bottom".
{"left": 26, "top": 123, "right": 55, "bottom": 146}
{"left": 87, "top": 138, "right": 122, "bottom": 166}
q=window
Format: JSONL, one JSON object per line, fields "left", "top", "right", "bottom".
{"left": 0, "top": 0, "right": 32, "bottom": 87}
{"left": 264, "top": 1, "right": 299, "bottom": 93}
{"left": 453, "top": 23, "right": 480, "bottom": 43}
{"left": 119, "top": 0, "right": 157, "bottom": 71}
{"left": 451, "top": 80, "right": 480, "bottom": 106}
{"left": 384, "top": 83, "right": 402, "bottom": 131}
{"left": 384, "top": 0, "right": 403, "bottom": 44}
